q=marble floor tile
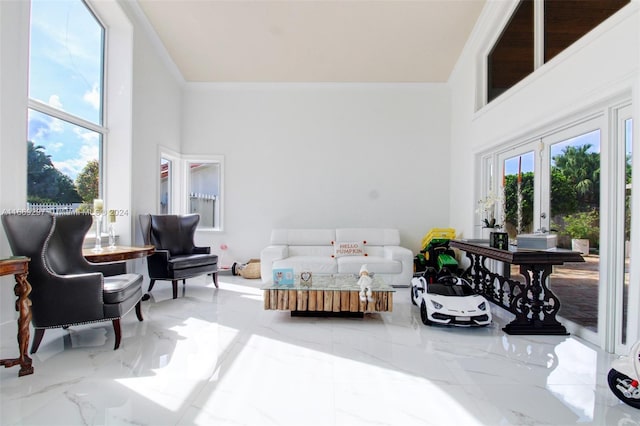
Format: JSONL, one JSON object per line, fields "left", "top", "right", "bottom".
{"left": 1, "top": 274, "right": 638, "bottom": 425}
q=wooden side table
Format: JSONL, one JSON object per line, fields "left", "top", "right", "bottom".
{"left": 0, "top": 256, "right": 34, "bottom": 377}
{"left": 82, "top": 245, "right": 155, "bottom": 263}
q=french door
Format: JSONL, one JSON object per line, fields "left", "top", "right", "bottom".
{"left": 539, "top": 118, "right": 602, "bottom": 344}
{"left": 491, "top": 107, "right": 634, "bottom": 351}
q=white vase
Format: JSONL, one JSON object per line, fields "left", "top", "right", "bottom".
{"left": 571, "top": 238, "right": 589, "bottom": 255}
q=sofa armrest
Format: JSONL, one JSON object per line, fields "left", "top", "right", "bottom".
{"left": 384, "top": 245, "right": 413, "bottom": 261}
{"left": 384, "top": 245, "right": 415, "bottom": 286}
{"left": 260, "top": 245, "right": 288, "bottom": 283}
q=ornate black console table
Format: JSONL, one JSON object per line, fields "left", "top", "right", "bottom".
{"left": 449, "top": 240, "right": 584, "bottom": 335}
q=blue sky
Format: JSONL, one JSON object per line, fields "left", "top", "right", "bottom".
{"left": 28, "top": 0, "right": 103, "bottom": 181}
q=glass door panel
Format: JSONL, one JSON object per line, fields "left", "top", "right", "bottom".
{"left": 187, "top": 162, "right": 221, "bottom": 229}
{"left": 620, "top": 115, "right": 633, "bottom": 346}
{"left": 503, "top": 151, "right": 536, "bottom": 239}
{"left": 548, "top": 129, "right": 601, "bottom": 334}
{"left": 160, "top": 157, "right": 171, "bottom": 214}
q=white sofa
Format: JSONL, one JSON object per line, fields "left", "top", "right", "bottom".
{"left": 260, "top": 228, "right": 414, "bottom": 287}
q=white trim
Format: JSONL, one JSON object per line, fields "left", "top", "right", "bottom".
{"left": 28, "top": 99, "right": 107, "bottom": 135}
{"left": 157, "top": 145, "right": 181, "bottom": 215}
{"left": 533, "top": 0, "right": 544, "bottom": 70}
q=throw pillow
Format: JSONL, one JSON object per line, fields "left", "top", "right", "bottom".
{"left": 332, "top": 241, "right": 367, "bottom": 258}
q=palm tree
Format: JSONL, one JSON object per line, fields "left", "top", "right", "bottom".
{"left": 552, "top": 144, "right": 600, "bottom": 211}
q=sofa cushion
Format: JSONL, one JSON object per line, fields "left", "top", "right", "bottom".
{"left": 288, "top": 246, "right": 335, "bottom": 257}
{"left": 336, "top": 228, "right": 400, "bottom": 246}
{"left": 337, "top": 256, "right": 402, "bottom": 274}
{"left": 273, "top": 256, "right": 338, "bottom": 274}
{"left": 168, "top": 253, "right": 218, "bottom": 271}
{"left": 271, "top": 229, "right": 336, "bottom": 246}
{"left": 103, "top": 273, "right": 143, "bottom": 304}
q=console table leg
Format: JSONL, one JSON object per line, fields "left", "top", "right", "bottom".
{"left": 0, "top": 272, "right": 34, "bottom": 376}
{"left": 503, "top": 265, "right": 568, "bottom": 335}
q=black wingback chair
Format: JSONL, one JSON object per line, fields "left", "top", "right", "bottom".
{"left": 139, "top": 214, "right": 218, "bottom": 300}
{"left": 1, "top": 213, "right": 143, "bottom": 354}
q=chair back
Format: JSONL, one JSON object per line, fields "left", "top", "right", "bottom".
{"left": 139, "top": 214, "right": 200, "bottom": 256}
{"left": 2, "top": 212, "right": 55, "bottom": 285}
{"left": 45, "top": 214, "right": 93, "bottom": 275}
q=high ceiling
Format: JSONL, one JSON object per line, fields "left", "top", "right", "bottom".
{"left": 136, "top": 0, "right": 486, "bottom": 83}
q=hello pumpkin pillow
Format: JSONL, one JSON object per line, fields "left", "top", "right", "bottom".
{"left": 332, "top": 241, "right": 367, "bottom": 258}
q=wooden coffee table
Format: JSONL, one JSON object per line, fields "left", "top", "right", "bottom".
{"left": 262, "top": 274, "right": 394, "bottom": 316}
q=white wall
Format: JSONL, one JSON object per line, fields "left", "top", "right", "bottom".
{"left": 182, "top": 83, "right": 451, "bottom": 262}
{"left": 116, "top": 1, "right": 183, "bottom": 280}
{"left": 0, "top": 1, "right": 30, "bottom": 324}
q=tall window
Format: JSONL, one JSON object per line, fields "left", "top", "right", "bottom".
{"left": 27, "top": 0, "right": 105, "bottom": 208}
{"left": 487, "top": 0, "right": 628, "bottom": 103}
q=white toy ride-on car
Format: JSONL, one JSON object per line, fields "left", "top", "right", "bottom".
{"left": 410, "top": 270, "right": 492, "bottom": 327}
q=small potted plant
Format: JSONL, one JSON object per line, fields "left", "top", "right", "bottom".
{"left": 562, "top": 209, "right": 599, "bottom": 255}
{"left": 476, "top": 191, "right": 502, "bottom": 229}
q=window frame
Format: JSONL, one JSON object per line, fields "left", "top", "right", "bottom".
{"left": 27, "top": 0, "right": 107, "bottom": 208}
{"left": 181, "top": 155, "right": 224, "bottom": 231}
{"left": 158, "top": 148, "right": 225, "bottom": 232}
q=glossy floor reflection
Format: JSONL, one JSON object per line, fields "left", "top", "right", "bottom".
{"left": 1, "top": 275, "right": 638, "bottom": 425}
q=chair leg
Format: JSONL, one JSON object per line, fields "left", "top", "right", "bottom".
{"left": 30, "top": 328, "right": 45, "bottom": 354}
{"left": 142, "top": 279, "right": 156, "bottom": 301}
{"left": 172, "top": 280, "right": 178, "bottom": 299}
{"left": 213, "top": 272, "right": 219, "bottom": 288}
{"left": 135, "top": 301, "right": 143, "bottom": 321}
{"left": 112, "top": 319, "right": 121, "bottom": 350}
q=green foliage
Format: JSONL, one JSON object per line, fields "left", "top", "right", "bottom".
{"left": 562, "top": 210, "right": 599, "bottom": 242}
{"left": 552, "top": 144, "right": 600, "bottom": 211}
{"left": 27, "top": 141, "right": 82, "bottom": 203}
{"left": 550, "top": 168, "right": 578, "bottom": 216}
{"left": 75, "top": 159, "right": 100, "bottom": 203}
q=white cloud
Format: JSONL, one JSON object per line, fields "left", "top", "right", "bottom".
{"left": 73, "top": 127, "right": 99, "bottom": 144}
{"left": 54, "top": 142, "right": 98, "bottom": 181}
{"left": 83, "top": 84, "right": 101, "bottom": 111}
{"left": 48, "top": 94, "right": 63, "bottom": 110}
{"left": 52, "top": 128, "right": 99, "bottom": 180}
{"left": 48, "top": 142, "right": 63, "bottom": 152}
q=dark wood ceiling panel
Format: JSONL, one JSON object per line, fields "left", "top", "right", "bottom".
{"left": 544, "top": 0, "right": 629, "bottom": 62}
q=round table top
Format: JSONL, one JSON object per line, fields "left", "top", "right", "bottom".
{"left": 83, "top": 245, "right": 155, "bottom": 263}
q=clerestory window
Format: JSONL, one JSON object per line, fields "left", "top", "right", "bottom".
{"left": 487, "top": 0, "right": 629, "bottom": 103}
